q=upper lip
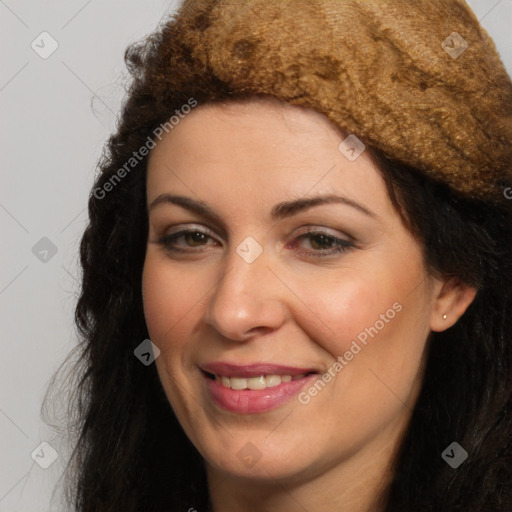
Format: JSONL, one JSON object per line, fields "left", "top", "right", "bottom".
{"left": 201, "top": 362, "right": 319, "bottom": 378}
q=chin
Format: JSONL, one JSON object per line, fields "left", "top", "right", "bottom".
{"left": 205, "top": 447, "right": 315, "bottom": 484}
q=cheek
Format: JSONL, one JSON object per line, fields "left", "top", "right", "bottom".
{"left": 142, "top": 253, "right": 205, "bottom": 345}
{"left": 142, "top": 254, "right": 208, "bottom": 410}
{"left": 289, "top": 268, "right": 402, "bottom": 359}
{"left": 290, "top": 252, "right": 430, "bottom": 379}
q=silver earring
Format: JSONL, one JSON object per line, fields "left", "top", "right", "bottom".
{"left": 442, "top": 314, "right": 447, "bottom": 320}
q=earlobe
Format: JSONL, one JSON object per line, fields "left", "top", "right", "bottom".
{"left": 430, "top": 278, "right": 477, "bottom": 332}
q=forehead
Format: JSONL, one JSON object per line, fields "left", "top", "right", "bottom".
{"left": 146, "top": 98, "right": 395, "bottom": 221}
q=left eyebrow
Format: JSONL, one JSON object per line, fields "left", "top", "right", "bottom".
{"left": 270, "top": 194, "right": 378, "bottom": 220}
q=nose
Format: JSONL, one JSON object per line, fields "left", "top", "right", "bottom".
{"left": 203, "top": 246, "right": 288, "bottom": 341}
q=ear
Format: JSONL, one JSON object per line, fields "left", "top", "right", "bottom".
{"left": 430, "top": 277, "right": 477, "bottom": 332}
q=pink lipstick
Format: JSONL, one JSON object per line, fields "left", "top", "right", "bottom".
{"left": 201, "top": 362, "right": 319, "bottom": 414}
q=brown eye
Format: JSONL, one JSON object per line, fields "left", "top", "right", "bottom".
{"left": 289, "top": 230, "right": 354, "bottom": 258}
{"left": 183, "top": 231, "right": 209, "bottom": 247}
{"left": 157, "top": 228, "right": 220, "bottom": 253}
{"left": 307, "top": 233, "right": 339, "bottom": 250}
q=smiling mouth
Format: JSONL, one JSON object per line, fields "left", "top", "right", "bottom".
{"left": 203, "top": 371, "right": 315, "bottom": 390}
{"left": 201, "top": 365, "right": 320, "bottom": 414}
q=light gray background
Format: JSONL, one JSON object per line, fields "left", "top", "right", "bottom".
{"left": 1, "top": 1, "right": 511, "bottom": 510}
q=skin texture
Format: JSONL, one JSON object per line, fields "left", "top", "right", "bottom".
{"left": 142, "top": 98, "right": 476, "bottom": 512}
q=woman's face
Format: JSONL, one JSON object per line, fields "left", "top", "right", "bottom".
{"left": 142, "top": 98, "right": 442, "bottom": 487}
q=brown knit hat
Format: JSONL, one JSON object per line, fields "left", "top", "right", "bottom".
{"left": 166, "top": 0, "right": 512, "bottom": 201}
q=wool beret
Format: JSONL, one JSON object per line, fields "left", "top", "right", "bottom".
{"left": 160, "top": 0, "right": 512, "bottom": 201}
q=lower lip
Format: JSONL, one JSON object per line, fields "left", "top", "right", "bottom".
{"left": 203, "top": 373, "right": 318, "bottom": 414}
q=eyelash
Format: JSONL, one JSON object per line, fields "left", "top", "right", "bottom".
{"left": 156, "top": 227, "right": 355, "bottom": 258}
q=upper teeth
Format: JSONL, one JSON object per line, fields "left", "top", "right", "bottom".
{"left": 215, "top": 374, "right": 306, "bottom": 390}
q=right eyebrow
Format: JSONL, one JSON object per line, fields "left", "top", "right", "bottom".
{"left": 148, "top": 193, "right": 226, "bottom": 226}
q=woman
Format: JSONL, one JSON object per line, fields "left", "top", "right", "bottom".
{"left": 58, "top": 0, "right": 512, "bottom": 510}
